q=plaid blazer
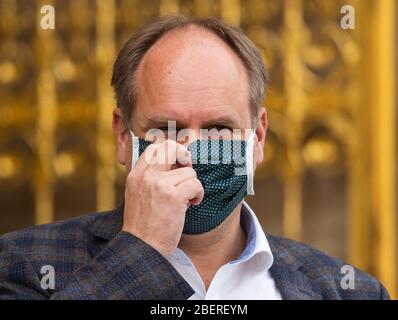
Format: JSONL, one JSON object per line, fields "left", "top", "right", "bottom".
{"left": 0, "top": 204, "right": 390, "bottom": 300}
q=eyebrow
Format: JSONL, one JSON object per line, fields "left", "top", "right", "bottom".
{"left": 140, "top": 114, "right": 241, "bottom": 130}
{"left": 139, "top": 116, "right": 184, "bottom": 130}
{"left": 201, "top": 116, "right": 240, "bottom": 128}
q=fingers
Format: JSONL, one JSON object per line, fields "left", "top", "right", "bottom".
{"left": 175, "top": 178, "right": 204, "bottom": 206}
{"left": 176, "top": 142, "right": 192, "bottom": 167}
{"left": 134, "top": 140, "right": 192, "bottom": 172}
{"left": 161, "top": 167, "right": 197, "bottom": 186}
{"left": 129, "top": 139, "right": 203, "bottom": 207}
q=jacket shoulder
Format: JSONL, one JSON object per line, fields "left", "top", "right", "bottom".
{"left": 0, "top": 210, "right": 112, "bottom": 253}
{"left": 267, "top": 234, "right": 390, "bottom": 299}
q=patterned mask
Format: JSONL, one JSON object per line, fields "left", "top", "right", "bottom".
{"left": 130, "top": 132, "right": 255, "bottom": 234}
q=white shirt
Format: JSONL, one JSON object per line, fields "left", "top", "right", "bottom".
{"left": 166, "top": 202, "right": 282, "bottom": 300}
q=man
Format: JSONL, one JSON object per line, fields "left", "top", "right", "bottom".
{"left": 0, "top": 15, "right": 389, "bottom": 300}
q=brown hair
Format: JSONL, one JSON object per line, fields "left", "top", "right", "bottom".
{"left": 111, "top": 15, "right": 268, "bottom": 128}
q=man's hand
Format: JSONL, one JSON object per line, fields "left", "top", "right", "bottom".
{"left": 122, "top": 140, "right": 204, "bottom": 257}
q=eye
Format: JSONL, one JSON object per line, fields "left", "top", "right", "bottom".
{"left": 157, "top": 126, "right": 182, "bottom": 131}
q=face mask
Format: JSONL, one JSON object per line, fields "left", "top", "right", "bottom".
{"left": 129, "top": 131, "right": 255, "bottom": 235}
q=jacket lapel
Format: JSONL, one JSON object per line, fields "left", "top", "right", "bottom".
{"left": 87, "top": 202, "right": 124, "bottom": 257}
{"left": 267, "top": 235, "right": 323, "bottom": 300}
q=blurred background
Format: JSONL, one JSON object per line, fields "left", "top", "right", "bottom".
{"left": 0, "top": 0, "right": 396, "bottom": 297}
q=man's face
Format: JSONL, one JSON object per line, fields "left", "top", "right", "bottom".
{"left": 115, "top": 26, "right": 267, "bottom": 171}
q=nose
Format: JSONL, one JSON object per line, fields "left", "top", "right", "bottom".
{"left": 176, "top": 127, "right": 200, "bottom": 146}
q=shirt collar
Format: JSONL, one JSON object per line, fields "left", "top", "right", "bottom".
{"left": 229, "top": 201, "right": 274, "bottom": 271}
{"left": 169, "top": 201, "right": 274, "bottom": 272}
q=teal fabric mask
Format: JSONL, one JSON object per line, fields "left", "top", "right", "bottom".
{"left": 130, "top": 133, "right": 255, "bottom": 235}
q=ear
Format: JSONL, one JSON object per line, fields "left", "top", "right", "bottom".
{"left": 254, "top": 107, "right": 267, "bottom": 167}
{"left": 112, "top": 107, "right": 130, "bottom": 167}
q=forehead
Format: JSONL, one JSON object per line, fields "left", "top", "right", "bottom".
{"left": 137, "top": 25, "right": 248, "bottom": 82}
{"left": 133, "top": 26, "right": 250, "bottom": 127}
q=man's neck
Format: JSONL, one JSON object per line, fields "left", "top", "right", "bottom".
{"left": 178, "top": 203, "right": 247, "bottom": 290}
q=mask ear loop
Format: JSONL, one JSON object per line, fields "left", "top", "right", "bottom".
{"left": 246, "top": 130, "right": 255, "bottom": 195}
{"left": 130, "top": 130, "right": 140, "bottom": 169}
